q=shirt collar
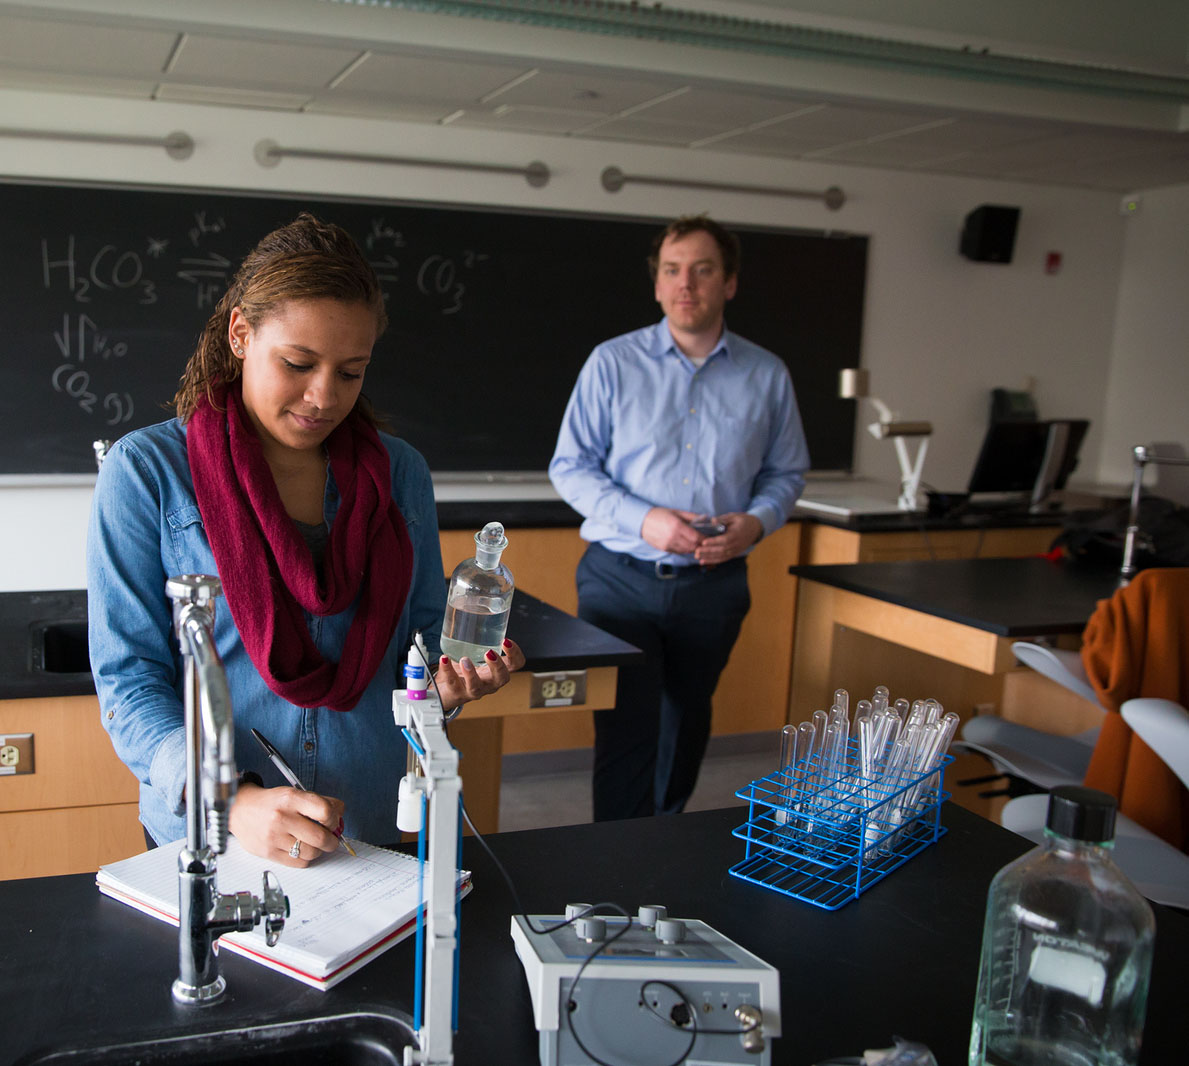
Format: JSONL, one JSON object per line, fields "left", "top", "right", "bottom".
{"left": 652, "top": 317, "right": 732, "bottom": 364}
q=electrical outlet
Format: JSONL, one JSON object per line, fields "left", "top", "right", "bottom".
{"left": 0, "top": 733, "right": 35, "bottom": 775}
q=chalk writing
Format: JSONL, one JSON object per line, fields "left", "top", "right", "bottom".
{"left": 366, "top": 217, "right": 405, "bottom": 251}
{"left": 188, "top": 211, "right": 226, "bottom": 247}
{"left": 41, "top": 236, "right": 157, "bottom": 305}
{"left": 416, "top": 251, "right": 488, "bottom": 315}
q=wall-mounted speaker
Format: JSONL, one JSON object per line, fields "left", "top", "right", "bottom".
{"left": 960, "top": 204, "right": 1020, "bottom": 263}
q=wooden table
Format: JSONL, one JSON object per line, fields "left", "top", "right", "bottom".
{"left": 787, "top": 557, "right": 1119, "bottom": 723}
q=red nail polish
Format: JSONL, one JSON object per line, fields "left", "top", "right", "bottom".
{"left": 485, "top": 649, "right": 497, "bottom": 661}
{"left": 502, "top": 639, "right": 512, "bottom": 648}
{"left": 441, "top": 655, "right": 450, "bottom": 664}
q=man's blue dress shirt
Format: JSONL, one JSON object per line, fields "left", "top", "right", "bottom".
{"left": 549, "top": 318, "right": 810, "bottom": 563}
{"left": 87, "top": 418, "right": 445, "bottom": 846}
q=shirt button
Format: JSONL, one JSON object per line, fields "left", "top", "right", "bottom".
{"left": 682, "top": 477, "right": 690, "bottom": 485}
{"left": 686, "top": 443, "right": 692, "bottom": 450}
{"left": 689, "top": 407, "right": 696, "bottom": 414}
{"left": 304, "top": 741, "right": 315, "bottom": 753}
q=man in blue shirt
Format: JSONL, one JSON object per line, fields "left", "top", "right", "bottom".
{"left": 549, "top": 214, "right": 810, "bottom": 820}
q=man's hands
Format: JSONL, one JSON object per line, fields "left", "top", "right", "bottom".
{"left": 230, "top": 781, "right": 346, "bottom": 866}
{"left": 693, "top": 512, "right": 763, "bottom": 565}
{"left": 434, "top": 638, "right": 526, "bottom": 712}
{"left": 642, "top": 507, "right": 762, "bottom": 564}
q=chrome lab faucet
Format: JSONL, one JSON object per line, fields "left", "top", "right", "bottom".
{"left": 166, "top": 575, "right": 288, "bottom": 1005}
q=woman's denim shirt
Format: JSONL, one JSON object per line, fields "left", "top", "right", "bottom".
{"left": 87, "top": 418, "right": 445, "bottom": 846}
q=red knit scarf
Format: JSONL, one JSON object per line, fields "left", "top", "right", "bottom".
{"left": 187, "top": 383, "right": 413, "bottom": 711}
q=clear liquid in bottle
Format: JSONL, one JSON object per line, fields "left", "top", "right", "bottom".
{"left": 968, "top": 786, "right": 1155, "bottom": 1066}
{"left": 440, "top": 522, "right": 514, "bottom": 662}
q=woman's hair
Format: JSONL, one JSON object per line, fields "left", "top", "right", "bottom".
{"left": 172, "top": 213, "right": 388, "bottom": 424}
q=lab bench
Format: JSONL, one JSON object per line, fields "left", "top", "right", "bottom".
{"left": 1, "top": 804, "right": 1185, "bottom": 1066}
{"left": 0, "top": 588, "right": 639, "bottom": 879}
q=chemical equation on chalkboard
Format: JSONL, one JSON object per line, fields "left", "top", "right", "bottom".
{"left": 41, "top": 235, "right": 158, "bottom": 306}
{"left": 48, "top": 312, "right": 134, "bottom": 426}
{"left": 414, "top": 250, "right": 490, "bottom": 315}
{"left": 365, "top": 216, "right": 488, "bottom": 315}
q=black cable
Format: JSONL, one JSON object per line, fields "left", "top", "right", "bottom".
{"left": 639, "top": 978, "right": 763, "bottom": 1038}
{"left": 409, "top": 633, "right": 740, "bottom": 1066}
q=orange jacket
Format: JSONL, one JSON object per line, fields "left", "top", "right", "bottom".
{"left": 1081, "top": 567, "right": 1189, "bottom": 851}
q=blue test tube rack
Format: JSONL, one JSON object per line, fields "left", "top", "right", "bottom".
{"left": 729, "top": 739, "right": 953, "bottom": 910}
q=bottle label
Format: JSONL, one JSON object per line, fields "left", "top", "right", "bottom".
{"left": 403, "top": 664, "right": 426, "bottom": 680}
{"left": 1026, "top": 932, "right": 1108, "bottom": 1007}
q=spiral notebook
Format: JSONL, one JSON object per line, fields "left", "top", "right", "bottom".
{"left": 96, "top": 837, "right": 470, "bottom": 990}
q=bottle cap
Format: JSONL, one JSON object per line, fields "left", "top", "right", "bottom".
{"left": 1046, "top": 784, "right": 1117, "bottom": 843}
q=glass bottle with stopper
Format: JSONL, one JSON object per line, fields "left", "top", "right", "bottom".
{"left": 441, "top": 522, "right": 515, "bottom": 662}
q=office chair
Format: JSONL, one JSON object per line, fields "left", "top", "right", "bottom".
{"left": 999, "top": 698, "right": 1189, "bottom": 909}
{"left": 954, "top": 641, "right": 1103, "bottom": 794}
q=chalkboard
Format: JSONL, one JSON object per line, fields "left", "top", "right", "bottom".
{"left": 0, "top": 181, "right": 866, "bottom": 476}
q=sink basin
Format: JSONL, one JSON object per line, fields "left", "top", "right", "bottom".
{"left": 16, "top": 1009, "right": 416, "bottom": 1065}
{"left": 28, "top": 620, "right": 90, "bottom": 674}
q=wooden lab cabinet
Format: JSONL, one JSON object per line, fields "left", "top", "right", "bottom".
{"left": 0, "top": 695, "right": 142, "bottom": 880}
{"left": 799, "top": 522, "right": 1062, "bottom": 565}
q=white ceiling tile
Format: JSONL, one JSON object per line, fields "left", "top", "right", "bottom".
{"left": 452, "top": 105, "right": 607, "bottom": 135}
{"left": 692, "top": 130, "right": 812, "bottom": 158}
{"left": 816, "top": 138, "right": 969, "bottom": 167}
{"left": 154, "top": 83, "right": 311, "bottom": 111}
{"left": 302, "top": 96, "right": 459, "bottom": 122}
{"left": 628, "top": 87, "right": 810, "bottom": 127}
{"left": 575, "top": 115, "right": 719, "bottom": 145}
{"left": 0, "top": 13, "right": 177, "bottom": 77}
{"left": 0, "top": 69, "right": 156, "bottom": 98}
{"left": 481, "top": 68, "right": 682, "bottom": 114}
{"left": 763, "top": 103, "right": 956, "bottom": 146}
{"left": 330, "top": 52, "right": 531, "bottom": 104}
{"left": 167, "top": 33, "right": 360, "bottom": 91}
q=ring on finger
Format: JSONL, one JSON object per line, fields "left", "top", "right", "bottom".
{"left": 289, "top": 839, "right": 302, "bottom": 859}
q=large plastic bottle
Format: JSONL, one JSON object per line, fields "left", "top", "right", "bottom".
{"left": 968, "top": 785, "right": 1155, "bottom": 1066}
{"left": 440, "top": 522, "right": 515, "bottom": 663}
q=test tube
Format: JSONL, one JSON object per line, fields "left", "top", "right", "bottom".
{"left": 810, "top": 709, "right": 829, "bottom": 762}
{"left": 871, "top": 685, "right": 890, "bottom": 712}
{"left": 778, "top": 724, "right": 797, "bottom": 770}
{"left": 832, "top": 688, "right": 849, "bottom": 716}
{"left": 856, "top": 714, "right": 875, "bottom": 780}
{"left": 790, "top": 721, "right": 816, "bottom": 815}
{"left": 923, "top": 698, "right": 943, "bottom": 725}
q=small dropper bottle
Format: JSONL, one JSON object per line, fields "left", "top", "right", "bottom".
{"left": 440, "top": 522, "right": 515, "bottom": 662}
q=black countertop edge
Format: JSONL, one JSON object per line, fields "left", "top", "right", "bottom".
{"left": 787, "top": 557, "right": 1120, "bottom": 638}
{"left": 437, "top": 501, "right": 1082, "bottom": 534}
{"left": 436, "top": 499, "right": 582, "bottom": 529}
{"left": 796, "top": 507, "right": 1070, "bottom": 533}
{"left": 0, "top": 588, "right": 642, "bottom": 701}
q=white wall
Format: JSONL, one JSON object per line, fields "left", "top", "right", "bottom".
{"left": 1099, "top": 184, "right": 1189, "bottom": 501}
{"left": 0, "top": 87, "right": 1138, "bottom": 590}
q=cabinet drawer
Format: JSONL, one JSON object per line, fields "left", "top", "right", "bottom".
{"left": 0, "top": 801, "right": 144, "bottom": 879}
{"left": 0, "top": 695, "right": 138, "bottom": 813}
